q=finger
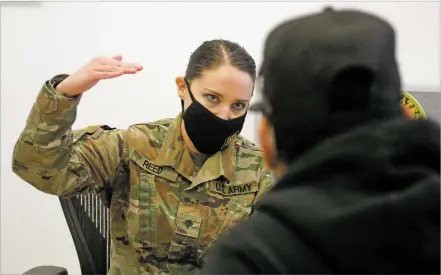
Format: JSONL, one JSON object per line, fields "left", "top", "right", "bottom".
{"left": 98, "top": 58, "right": 142, "bottom": 72}
{"left": 121, "top": 63, "right": 143, "bottom": 71}
{"left": 94, "top": 64, "right": 141, "bottom": 77}
{"left": 112, "top": 55, "right": 123, "bottom": 61}
{"left": 93, "top": 70, "right": 125, "bottom": 80}
{"left": 121, "top": 67, "right": 139, "bottom": 74}
{"left": 96, "top": 64, "right": 142, "bottom": 75}
{"left": 96, "top": 65, "right": 125, "bottom": 73}
{"left": 95, "top": 56, "right": 125, "bottom": 66}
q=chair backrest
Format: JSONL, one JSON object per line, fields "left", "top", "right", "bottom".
{"left": 59, "top": 194, "right": 111, "bottom": 275}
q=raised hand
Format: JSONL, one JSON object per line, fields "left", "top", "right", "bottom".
{"left": 55, "top": 55, "right": 143, "bottom": 96}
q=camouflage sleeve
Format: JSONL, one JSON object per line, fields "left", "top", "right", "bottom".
{"left": 253, "top": 167, "right": 273, "bottom": 205}
{"left": 12, "top": 79, "right": 127, "bottom": 199}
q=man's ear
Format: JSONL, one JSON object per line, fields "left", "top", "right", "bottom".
{"left": 175, "top": 76, "right": 186, "bottom": 100}
{"left": 258, "top": 116, "right": 278, "bottom": 169}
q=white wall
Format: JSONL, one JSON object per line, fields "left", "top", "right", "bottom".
{"left": 1, "top": 2, "right": 439, "bottom": 274}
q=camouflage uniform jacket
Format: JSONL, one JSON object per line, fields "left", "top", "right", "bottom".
{"left": 12, "top": 79, "right": 273, "bottom": 275}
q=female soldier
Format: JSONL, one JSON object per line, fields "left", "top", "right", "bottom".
{"left": 12, "top": 39, "right": 272, "bottom": 275}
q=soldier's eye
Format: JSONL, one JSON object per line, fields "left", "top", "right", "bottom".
{"left": 205, "top": 94, "right": 219, "bottom": 103}
{"left": 232, "top": 102, "right": 246, "bottom": 111}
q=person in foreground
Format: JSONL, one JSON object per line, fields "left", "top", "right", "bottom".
{"left": 201, "top": 7, "right": 440, "bottom": 275}
{"left": 12, "top": 39, "right": 273, "bottom": 275}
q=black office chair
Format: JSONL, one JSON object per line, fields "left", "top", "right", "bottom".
{"left": 23, "top": 194, "right": 111, "bottom": 275}
{"left": 23, "top": 168, "right": 131, "bottom": 275}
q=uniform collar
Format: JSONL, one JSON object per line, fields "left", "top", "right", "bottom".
{"left": 155, "top": 113, "right": 236, "bottom": 183}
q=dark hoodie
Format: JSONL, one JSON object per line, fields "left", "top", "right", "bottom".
{"left": 201, "top": 117, "right": 440, "bottom": 274}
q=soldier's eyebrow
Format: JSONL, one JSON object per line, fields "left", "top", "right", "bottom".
{"left": 205, "top": 88, "right": 224, "bottom": 98}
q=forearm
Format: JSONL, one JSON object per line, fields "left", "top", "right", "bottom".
{"left": 13, "top": 76, "right": 80, "bottom": 164}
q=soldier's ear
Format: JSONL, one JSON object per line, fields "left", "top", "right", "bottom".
{"left": 175, "top": 76, "right": 187, "bottom": 100}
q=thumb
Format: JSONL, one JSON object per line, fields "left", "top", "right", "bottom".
{"left": 112, "top": 55, "right": 123, "bottom": 61}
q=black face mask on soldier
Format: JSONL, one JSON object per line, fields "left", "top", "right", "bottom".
{"left": 181, "top": 78, "right": 246, "bottom": 155}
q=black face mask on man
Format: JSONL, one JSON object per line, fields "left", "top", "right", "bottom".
{"left": 181, "top": 78, "right": 246, "bottom": 155}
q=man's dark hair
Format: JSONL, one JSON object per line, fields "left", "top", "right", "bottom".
{"left": 273, "top": 67, "right": 376, "bottom": 163}
{"left": 185, "top": 39, "right": 256, "bottom": 82}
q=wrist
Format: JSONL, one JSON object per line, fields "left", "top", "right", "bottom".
{"left": 51, "top": 74, "right": 78, "bottom": 98}
{"left": 51, "top": 74, "right": 69, "bottom": 89}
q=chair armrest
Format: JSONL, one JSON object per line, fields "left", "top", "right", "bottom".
{"left": 23, "top": 265, "right": 68, "bottom": 275}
